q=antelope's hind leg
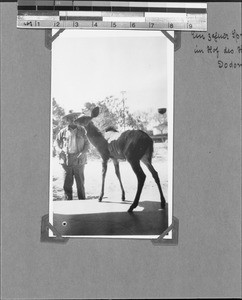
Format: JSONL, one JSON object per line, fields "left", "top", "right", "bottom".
{"left": 141, "top": 157, "right": 166, "bottom": 209}
{"left": 128, "top": 160, "right": 146, "bottom": 212}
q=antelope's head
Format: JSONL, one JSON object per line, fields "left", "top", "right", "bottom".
{"left": 75, "top": 107, "right": 100, "bottom": 128}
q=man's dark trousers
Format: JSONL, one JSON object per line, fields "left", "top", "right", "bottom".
{"left": 62, "top": 154, "right": 86, "bottom": 200}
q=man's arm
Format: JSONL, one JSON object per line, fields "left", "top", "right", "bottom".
{"left": 54, "top": 128, "right": 67, "bottom": 163}
{"left": 82, "top": 133, "right": 90, "bottom": 154}
{"left": 77, "top": 130, "right": 90, "bottom": 158}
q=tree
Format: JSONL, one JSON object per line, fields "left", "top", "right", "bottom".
{"left": 81, "top": 95, "right": 153, "bottom": 133}
{"left": 99, "top": 95, "right": 142, "bottom": 131}
{"left": 52, "top": 97, "right": 66, "bottom": 141}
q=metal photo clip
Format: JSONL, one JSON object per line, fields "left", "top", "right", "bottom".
{"left": 41, "top": 214, "right": 69, "bottom": 243}
{"left": 152, "top": 217, "right": 179, "bottom": 246}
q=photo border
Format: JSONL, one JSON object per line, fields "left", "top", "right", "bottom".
{"left": 46, "top": 29, "right": 178, "bottom": 243}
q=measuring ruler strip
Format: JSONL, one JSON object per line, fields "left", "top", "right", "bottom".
{"left": 18, "top": 0, "right": 207, "bottom": 6}
{"left": 61, "top": 11, "right": 144, "bottom": 17}
{"left": 18, "top": 11, "right": 206, "bottom": 20}
{"left": 19, "top": 7, "right": 207, "bottom": 14}
{"left": 18, "top": 15, "right": 60, "bottom": 20}
{"left": 17, "top": 19, "right": 207, "bottom": 30}
{"left": 18, "top": 11, "right": 205, "bottom": 19}
{"left": 17, "top": 14, "right": 207, "bottom": 30}
{"left": 102, "top": 16, "right": 145, "bottom": 22}
{"left": 17, "top": 1, "right": 207, "bottom": 30}
{"left": 18, "top": 1, "right": 207, "bottom": 13}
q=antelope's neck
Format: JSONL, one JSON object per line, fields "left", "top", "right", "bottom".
{"left": 85, "top": 122, "right": 107, "bottom": 148}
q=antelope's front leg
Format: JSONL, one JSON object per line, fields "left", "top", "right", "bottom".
{"left": 112, "top": 159, "right": 125, "bottom": 201}
{"left": 99, "top": 160, "right": 108, "bottom": 202}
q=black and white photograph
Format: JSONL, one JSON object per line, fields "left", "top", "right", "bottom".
{"left": 1, "top": 1, "right": 241, "bottom": 299}
{"left": 49, "top": 29, "right": 174, "bottom": 238}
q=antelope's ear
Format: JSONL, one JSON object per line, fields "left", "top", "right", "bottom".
{"left": 91, "top": 107, "right": 100, "bottom": 118}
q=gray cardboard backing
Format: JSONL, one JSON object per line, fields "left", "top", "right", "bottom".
{"left": 1, "top": 2, "right": 241, "bottom": 299}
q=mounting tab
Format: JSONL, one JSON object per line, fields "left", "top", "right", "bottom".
{"left": 162, "top": 31, "right": 181, "bottom": 51}
{"left": 41, "top": 214, "right": 69, "bottom": 243}
{"left": 45, "top": 29, "right": 65, "bottom": 50}
{"left": 152, "top": 217, "right": 179, "bottom": 246}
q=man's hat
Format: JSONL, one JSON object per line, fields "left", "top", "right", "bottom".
{"left": 62, "top": 112, "right": 82, "bottom": 120}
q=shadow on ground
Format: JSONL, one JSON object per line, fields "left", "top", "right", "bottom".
{"left": 53, "top": 201, "right": 168, "bottom": 236}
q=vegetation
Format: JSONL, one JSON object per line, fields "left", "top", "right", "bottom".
{"left": 52, "top": 95, "right": 168, "bottom": 158}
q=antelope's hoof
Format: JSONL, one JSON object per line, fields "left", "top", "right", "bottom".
{"left": 122, "top": 196, "right": 125, "bottom": 202}
{"left": 128, "top": 204, "right": 136, "bottom": 212}
{"left": 161, "top": 201, "right": 166, "bottom": 209}
{"left": 98, "top": 197, "right": 103, "bottom": 202}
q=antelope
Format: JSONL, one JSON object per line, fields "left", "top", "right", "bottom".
{"left": 75, "top": 107, "right": 166, "bottom": 212}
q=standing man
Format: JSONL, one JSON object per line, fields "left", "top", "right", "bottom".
{"left": 55, "top": 112, "right": 90, "bottom": 200}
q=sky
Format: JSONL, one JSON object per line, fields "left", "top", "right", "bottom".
{"left": 51, "top": 30, "right": 173, "bottom": 115}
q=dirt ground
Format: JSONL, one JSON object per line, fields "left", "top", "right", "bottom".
{"left": 52, "top": 142, "right": 169, "bottom": 206}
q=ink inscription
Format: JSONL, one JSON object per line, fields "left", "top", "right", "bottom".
{"left": 191, "top": 29, "right": 242, "bottom": 69}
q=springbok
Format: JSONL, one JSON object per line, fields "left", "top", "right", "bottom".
{"left": 75, "top": 107, "right": 166, "bottom": 212}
